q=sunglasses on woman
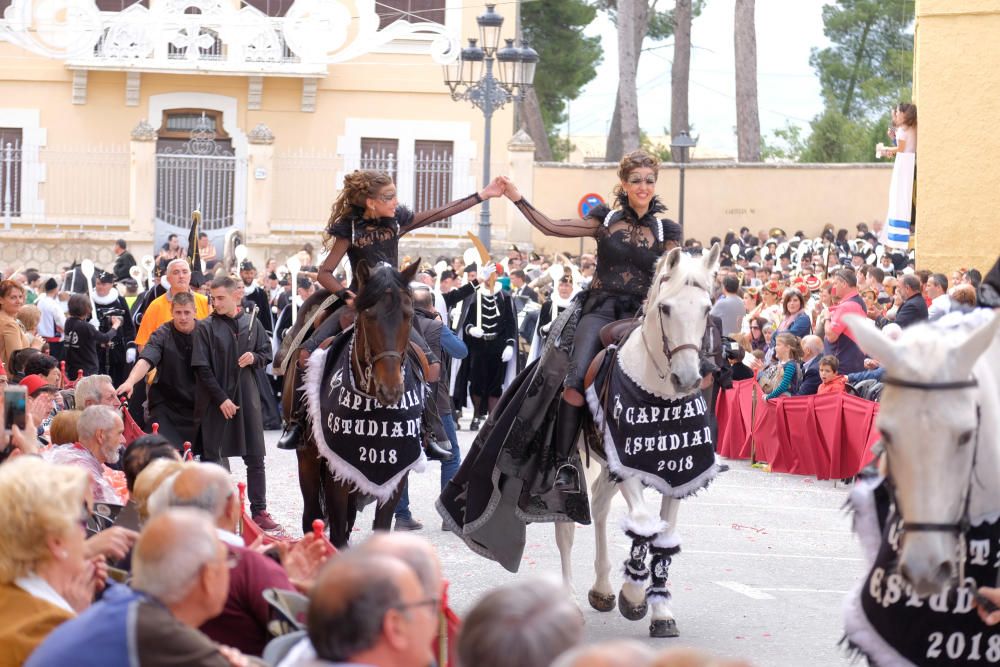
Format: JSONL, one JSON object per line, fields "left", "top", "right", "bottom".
{"left": 627, "top": 176, "right": 657, "bottom": 185}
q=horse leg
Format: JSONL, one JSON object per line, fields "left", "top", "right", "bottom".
{"left": 295, "top": 438, "right": 325, "bottom": 536}
{"left": 587, "top": 464, "right": 618, "bottom": 612}
{"left": 618, "top": 477, "right": 665, "bottom": 621}
{"left": 554, "top": 522, "right": 576, "bottom": 596}
{"left": 648, "top": 496, "right": 682, "bottom": 638}
{"left": 372, "top": 476, "right": 406, "bottom": 532}
{"left": 323, "top": 477, "right": 353, "bottom": 549}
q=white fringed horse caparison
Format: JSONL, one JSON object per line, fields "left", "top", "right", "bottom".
{"left": 557, "top": 243, "right": 722, "bottom": 638}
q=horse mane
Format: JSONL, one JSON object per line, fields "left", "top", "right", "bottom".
{"left": 354, "top": 264, "right": 410, "bottom": 312}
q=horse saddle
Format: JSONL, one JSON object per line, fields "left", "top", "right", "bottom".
{"left": 584, "top": 318, "right": 640, "bottom": 391}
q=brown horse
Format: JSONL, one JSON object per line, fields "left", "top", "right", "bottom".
{"left": 293, "top": 260, "right": 422, "bottom": 547}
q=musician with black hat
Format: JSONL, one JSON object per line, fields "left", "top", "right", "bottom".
{"left": 238, "top": 260, "right": 273, "bottom": 335}
{"left": 93, "top": 271, "right": 136, "bottom": 386}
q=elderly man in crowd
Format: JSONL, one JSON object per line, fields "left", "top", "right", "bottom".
{"left": 277, "top": 532, "right": 442, "bottom": 667}
{"left": 277, "top": 552, "right": 435, "bottom": 667}
{"left": 73, "top": 374, "right": 120, "bottom": 409}
{"left": 162, "top": 463, "right": 328, "bottom": 657}
{"left": 27, "top": 508, "right": 256, "bottom": 667}
{"left": 926, "top": 272, "right": 952, "bottom": 321}
{"left": 135, "top": 258, "right": 211, "bottom": 349}
{"left": 795, "top": 335, "right": 825, "bottom": 396}
{"left": 893, "top": 274, "right": 929, "bottom": 328}
{"left": 43, "top": 405, "right": 125, "bottom": 505}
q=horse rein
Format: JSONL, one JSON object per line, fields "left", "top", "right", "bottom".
{"left": 881, "top": 374, "right": 982, "bottom": 584}
{"left": 352, "top": 311, "right": 409, "bottom": 396}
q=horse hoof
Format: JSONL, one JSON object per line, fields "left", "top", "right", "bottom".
{"left": 617, "top": 592, "right": 647, "bottom": 621}
{"left": 588, "top": 590, "right": 616, "bottom": 612}
{"left": 649, "top": 619, "right": 679, "bottom": 638}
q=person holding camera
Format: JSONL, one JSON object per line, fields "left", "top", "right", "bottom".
{"left": 63, "top": 294, "right": 122, "bottom": 380}
{"left": 92, "top": 272, "right": 136, "bottom": 386}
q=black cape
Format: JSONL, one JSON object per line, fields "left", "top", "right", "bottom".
{"left": 191, "top": 312, "right": 272, "bottom": 458}
{"left": 139, "top": 322, "right": 197, "bottom": 447}
{"left": 437, "top": 295, "right": 591, "bottom": 573}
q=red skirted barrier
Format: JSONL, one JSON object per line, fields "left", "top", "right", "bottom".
{"left": 715, "top": 379, "right": 880, "bottom": 479}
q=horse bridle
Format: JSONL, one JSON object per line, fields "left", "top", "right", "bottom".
{"left": 881, "top": 375, "right": 982, "bottom": 583}
{"left": 640, "top": 278, "right": 709, "bottom": 381}
{"left": 353, "top": 310, "right": 409, "bottom": 394}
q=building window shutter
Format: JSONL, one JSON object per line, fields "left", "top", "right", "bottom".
{"left": 413, "top": 140, "right": 453, "bottom": 226}
{"left": 0, "top": 128, "right": 23, "bottom": 219}
{"left": 360, "top": 138, "right": 399, "bottom": 185}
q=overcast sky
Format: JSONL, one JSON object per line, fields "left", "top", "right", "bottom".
{"left": 560, "top": 0, "right": 831, "bottom": 156}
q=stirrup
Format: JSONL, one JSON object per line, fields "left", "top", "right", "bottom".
{"left": 553, "top": 463, "right": 580, "bottom": 493}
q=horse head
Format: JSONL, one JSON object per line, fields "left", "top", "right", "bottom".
{"left": 353, "top": 259, "right": 420, "bottom": 406}
{"left": 637, "top": 243, "right": 720, "bottom": 397}
{"left": 848, "top": 311, "right": 1000, "bottom": 596}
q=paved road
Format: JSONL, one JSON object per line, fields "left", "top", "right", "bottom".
{"left": 234, "top": 425, "right": 864, "bottom": 667}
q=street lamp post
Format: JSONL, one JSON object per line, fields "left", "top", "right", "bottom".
{"left": 670, "top": 130, "right": 698, "bottom": 240}
{"left": 443, "top": 4, "right": 538, "bottom": 252}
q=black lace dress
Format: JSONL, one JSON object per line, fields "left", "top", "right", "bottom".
{"left": 327, "top": 195, "right": 483, "bottom": 290}
{"left": 513, "top": 193, "right": 681, "bottom": 391}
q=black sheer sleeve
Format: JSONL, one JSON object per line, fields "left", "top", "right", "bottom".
{"left": 400, "top": 194, "right": 483, "bottom": 235}
{"left": 512, "top": 198, "right": 600, "bottom": 239}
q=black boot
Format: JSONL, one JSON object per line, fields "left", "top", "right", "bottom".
{"left": 277, "top": 421, "right": 303, "bottom": 450}
{"left": 421, "top": 397, "right": 453, "bottom": 461}
{"left": 553, "top": 400, "right": 585, "bottom": 493}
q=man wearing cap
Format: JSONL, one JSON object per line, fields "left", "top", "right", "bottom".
{"left": 93, "top": 272, "right": 136, "bottom": 386}
{"left": 19, "top": 375, "right": 59, "bottom": 439}
{"left": 135, "top": 259, "right": 210, "bottom": 349}
{"left": 111, "top": 239, "right": 136, "bottom": 283}
{"left": 35, "top": 277, "right": 66, "bottom": 360}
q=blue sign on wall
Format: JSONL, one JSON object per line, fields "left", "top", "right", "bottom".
{"left": 578, "top": 193, "right": 606, "bottom": 219}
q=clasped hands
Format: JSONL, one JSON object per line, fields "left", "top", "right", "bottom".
{"left": 478, "top": 176, "right": 523, "bottom": 203}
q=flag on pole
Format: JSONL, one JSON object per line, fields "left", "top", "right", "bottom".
{"left": 882, "top": 153, "right": 915, "bottom": 250}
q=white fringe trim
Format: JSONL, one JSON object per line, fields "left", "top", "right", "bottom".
{"left": 848, "top": 475, "right": 884, "bottom": 565}
{"left": 652, "top": 529, "right": 682, "bottom": 550}
{"left": 303, "top": 345, "right": 426, "bottom": 507}
{"left": 621, "top": 514, "right": 668, "bottom": 539}
{"left": 842, "top": 579, "right": 916, "bottom": 667}
{"left": 586, "top": 383, "right": 719, "bottom": 499}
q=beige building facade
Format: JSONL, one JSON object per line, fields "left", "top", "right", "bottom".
{"left": 0, "top": 0, "right": 518, "bottom": 273}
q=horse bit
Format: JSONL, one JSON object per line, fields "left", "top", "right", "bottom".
{"left": 881, "top": 374, "right": 982, "bottom": 584}
{"left": 353, "top": 312, "right": 407, "bottom": 394}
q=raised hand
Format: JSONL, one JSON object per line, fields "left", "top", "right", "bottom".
{"left": 502, "top": 177, "right": 523, "bottom": 202}
{"left": 480, "top": 176, "right": 507, "bottom": 200}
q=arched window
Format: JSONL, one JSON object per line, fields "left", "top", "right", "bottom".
{"left": 95, "top": 0, "right": 149, "bottom": 10}
{"left": 241, "top": 0, "right": 293, "bottom": 17}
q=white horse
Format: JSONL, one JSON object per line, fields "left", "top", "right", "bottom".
{"left": 846, "top": 310, "right": 1000, "bottom": 596}
{"left": 556, "top": 244, "right": 721, "bottom": 638}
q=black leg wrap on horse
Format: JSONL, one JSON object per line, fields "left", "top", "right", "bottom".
{"left": 647, "top": 545, "right": 681, "bottom": 603}
{"left": 623, "top": 530, "right": 652, "bottom": 584}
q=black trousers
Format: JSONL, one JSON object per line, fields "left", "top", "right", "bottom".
{"left": 210, "top": 454, "right": 267, "bottom": 515}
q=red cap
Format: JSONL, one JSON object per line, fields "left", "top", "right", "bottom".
{"left": 19, "top": 374, "right": 58, "bottom": 396}
{"left": 804, "top": 275, "right": 821, "bottom": 291}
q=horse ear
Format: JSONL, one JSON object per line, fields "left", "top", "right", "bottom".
{"left": 951, "top": 311, "right": 1000, "bottom": 376}
{"left": 401, "top": 257, "right": 421, "bottom": 283}
{"left": 845, "top": 314, "right": 900, "bottom": 369}
{"left": 662, "top": 247, "right": 682, "bottom": 276}
{"left": 703, "top": 242, "right": 721, "bottom": 274}
{"left": 355, "top": 260, "right": 370, "bottom": 290}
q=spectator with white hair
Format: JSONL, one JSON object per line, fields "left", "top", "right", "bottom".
{"left": 73, "top": 373, "right": 119, "bottom": 409}
{"left": 457, "top": 578, "right": 583, "bottom": 667}
{"left": 28, "top": 508, "right": 253, "bottom": 667}
{"left": 795, "top": 334, "right": 826, "bottom": 396}
{"left": 163, "top": 463, "right": 328, "bottom": 656}
{"left": 0, "top": 457, "right": 104, "bottom": 664}
{"left": 134, "top": 258, "right": 211, "bottom": 349}
{"left": 43, "top": 405, "right": 126, "bottom": 505}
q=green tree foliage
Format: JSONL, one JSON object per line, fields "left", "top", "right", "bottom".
{"left": 760, "top": 121, "right": 807, "bottom": 162}
{"left": 521, "top": 0, "right": 603, "bottom": 159}
{"left": 801, "top": 0, "right": 913, "bottom": 162}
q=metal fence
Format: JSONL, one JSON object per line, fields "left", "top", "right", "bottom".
{"left": 272, "top": 148, "right": 476, "bottom": 237}
{"left": 2, "top": 143, "right": 130, "bottom": 231}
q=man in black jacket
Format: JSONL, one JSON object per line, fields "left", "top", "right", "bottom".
{"left": 111, "top": 239, "right": 136, "bottom": 283}
{"left": 795, "top": 335, "right": 825, "bottom": 396}
{"left": 894, "top": 274, "right": 929, "bottom": 328}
